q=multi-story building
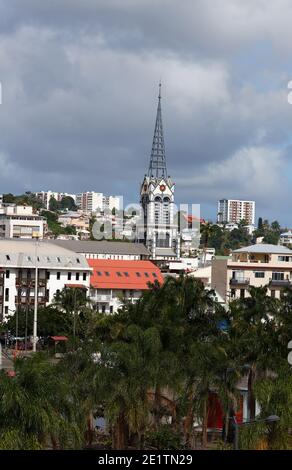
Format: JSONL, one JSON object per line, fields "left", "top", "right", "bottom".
{"left": 58, "top": 212, "right": 90, "bottom": 235}
{"left": 279, "top": 231, "right": 292, "bottom": 247}
{"left": 76, "top": 192, "right": 104, "bottom": 213}
{"left": 35, "top": 191, "right": 76, "bottom": 209}
{"left": 35, "top": 191, "right": 60, "bottom": 210}
{"left": 88, "top": 259, "right": 163, "bottom": 314}
{"left": 102, "top": 195, "right": 121, "bottom": 213}
{"left": 137, "top": 84, "right": 180, "bottom": 260}
{"left": 0, "top": 205, "right": 44, "bottom": 239}
{"left": 0, "top": 239, "right": 91, "bottom": 321}
{"left": 217, "top": 199, "right": 255, "bottom": 226}
{"left": 212, "top": 244, "right": 292, "bottom": 301}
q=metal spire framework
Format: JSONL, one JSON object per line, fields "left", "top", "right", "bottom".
{"left": 148, "top": 83, "right": 167, "bottom": 179}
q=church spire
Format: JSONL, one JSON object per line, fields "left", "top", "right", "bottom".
{"left": 148, "top": 82, "right": 167, "bottom": 179}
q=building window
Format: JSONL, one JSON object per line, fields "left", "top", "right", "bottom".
{"left": 57, "top": 272, "right": 61, "bottom": 280}
{"left": 5, "top": 306, "right": 8, "bottom": 316}
{"left": 152, "top": 272, "right": 157, "bottom": 278}
{"left": 5, "top": 288, "right": 9, "bottom": 302}
{"left": 254, "top": 272, "right": 265, "bottom": 278}
{"left": 46, "top": 271, "right": 50, "bottom": 280}
{"left": 105, "top": 272, "right": 110, "bottom": 277}
{"left": 110, "top": 306, "right": 113, "bottom": 314}
{"left": 278, "top": 256, "right": 292, "bottom": 262}
{"left": 124, "top": 272, "right": 129, "bottom": 277}
{"left": 6, "top": 255, "right": 10, "bottom": 261}
{"left": 68, "top": 272, "right": 72, "bottom": 280}
{"left": 240, "top": 289, "right": 245, "bottom": 299}
{"left": 76, "top": 273, "right": 80, "bottom": 281}
{"left": 116, "top": 272, "right": 122, "bottom": 277}
{"left": 57, "top": 257, "right": 61, "bottom": 263}
{"left": 272, "top": 272, "right": 284, "bottom": 281}
{"left": 136, "top": 272, "right": 141, "bottom": 277}
{"left": 231, "top": 289, "right": 236, "bottom": 298}
{"left": 6, "top": 270, "right": 10, "bottom": 279}
{"left": 102, "top": 305, "right": 106, "bottom": 313}
{"left": 83, "top": 273, "right": 87, "bottom": 281}
{"left": 97, "top": 271, "right": 102, "bottom": 276}
{"left": 76, "top": 258, "right": 80, "bottom": 264}
{"left": 271, "top": 290, "right": 276, "bottom": 298}
{"left": 144, "top": 272, "right": 149, "bottom": 278}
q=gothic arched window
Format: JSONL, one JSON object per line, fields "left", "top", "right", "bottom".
{"left": 154, "top": 196, "right": 162, "bottom": 224}
{"left": 163, "top": 196, "right": 170, "bottom": 225}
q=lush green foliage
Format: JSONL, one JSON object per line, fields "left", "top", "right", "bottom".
{"left": 0, "top": 279, "right": 291, "bottom": 450}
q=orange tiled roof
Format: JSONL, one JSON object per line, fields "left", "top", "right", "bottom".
{"left": 88, "top": 259, "right": 163, "bottom": 290}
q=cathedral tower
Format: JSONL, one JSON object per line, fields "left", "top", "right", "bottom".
{"left": 139, "top": 84, "right": 180, "bottom": 260}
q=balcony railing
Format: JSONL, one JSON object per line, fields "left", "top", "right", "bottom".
{"left": 15, "top": 296, "right": 48, "bottom": 304}
{"left": 16, "top": 278, "right": 47, "bottom": 287}
{"left": 95, "top": 295, "right": 111, "bottom": 302}
{"left": 230, "top": 278, "right": 250, "bottom": 286}
{"left": 269, "top": 278, "right": 291, "bottom": 287}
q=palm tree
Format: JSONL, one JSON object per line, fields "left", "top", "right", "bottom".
{"left": 0, "top": 354, "right": 83, "bottom": 449}
{"left": 228, "top": 286, "right": 280, "bottom": 420}
{"left": 96, "top": 324, "right": 164, "bottom": 449}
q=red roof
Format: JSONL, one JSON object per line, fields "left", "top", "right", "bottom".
{"left": 88, "top": 259, "right": 163, "bottom": 290}
{"left": 184, "top": 214, "right": 206, "bottom": 224}
{"left": 51, "top": 336, "right": 68, "bottom": 342}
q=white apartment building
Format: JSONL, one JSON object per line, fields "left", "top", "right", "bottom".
{"left": 0, "top": 240, "right": 91, "bottom": 321}
{"left": 76, "top": 192, "right": 103, "bottom": 213}
{"left": 217, "top": 199, "right": 255, "bottom": 226}
{"left": 35, "top": 191, "right": 60, "bottom": 210}
{"left": 35, "top": 191, "right": 77, "bottom": 209}
{"left": 102, "top": 195, "right": 121, "bottom": 213}
{"left": 212, "top": 244, "right": 292, "bottom": 302}
{"left": 0, "top": 206, "right": 44, "bottom": 239}
{"left": 279, "top": 231, "right": 292, "bottom": 247}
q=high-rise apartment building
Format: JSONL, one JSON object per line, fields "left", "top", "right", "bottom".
{"left": 35, "top": 191, "right": 76, "bottom": 209}
{"left": 217, "top": 199, "right": 255, "bottom": 226}
{"left": 76, "top": 192, "right": 104, "bottom": 213}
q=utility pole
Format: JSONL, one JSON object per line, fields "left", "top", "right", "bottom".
{"left": 32, "top": 235, "right": 39, "bottom": 352}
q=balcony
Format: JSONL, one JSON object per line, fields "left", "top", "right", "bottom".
{"left": 95, "top": 295, "right": 111, "bottom": 302}
{"left": 269, "top": 279, "right": 291, "bottom": 288}
{"left": 16, "top": 278, "right": 47, "bottom": 287}
{"left": 230, "top": 277, "right": 250, "bottom": 286}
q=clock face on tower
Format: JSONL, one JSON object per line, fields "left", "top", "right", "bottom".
{"left": 159, "top": 184, "right": 166, "bottom": 192}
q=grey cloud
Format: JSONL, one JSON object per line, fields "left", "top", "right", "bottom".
{"left": 0, "top": 1, "right": 291, "bottom": 224}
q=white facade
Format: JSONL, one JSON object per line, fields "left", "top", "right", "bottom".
{"left": 217, "top": 199, "right": 255, "bottom": 226}
{"left": 0, "top": 240, "right": 91, "bottom": 321}
{"left": 0, "top": 205, "right": 44, "bottom": 239}
{"left": 90, "top": 289, "right": 142, "bottom": 314}
{"left": 103, "top": 195, "right": 121, "bottom": 212}
{"left": 35, "top": 191, "right": 76, "bottom": 209}
{"left": 227, "top": 244, "right": 292, "bottom": 300}
{"left": 76, "top": 192, "right": 104, "bottom": 213}
{"left": 279, "top": 231, "right": 292, "bottom": 247}
{"left": 139, "top": 176, "right": 180, "bottom": 259}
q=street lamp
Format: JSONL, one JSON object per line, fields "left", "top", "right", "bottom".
{"left": 231, "top": 415, "right": 280, "bottom": 450}
{"left": 32, "top": 234, "right": 40, "bottom": 352}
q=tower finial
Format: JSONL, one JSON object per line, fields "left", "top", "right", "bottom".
{"left": 148, "top": 83, "right": 167, "bottom": 179}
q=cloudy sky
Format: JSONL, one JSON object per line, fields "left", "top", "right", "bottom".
{"left": 0, "top": 0, "right": 292, "bottom": 225}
